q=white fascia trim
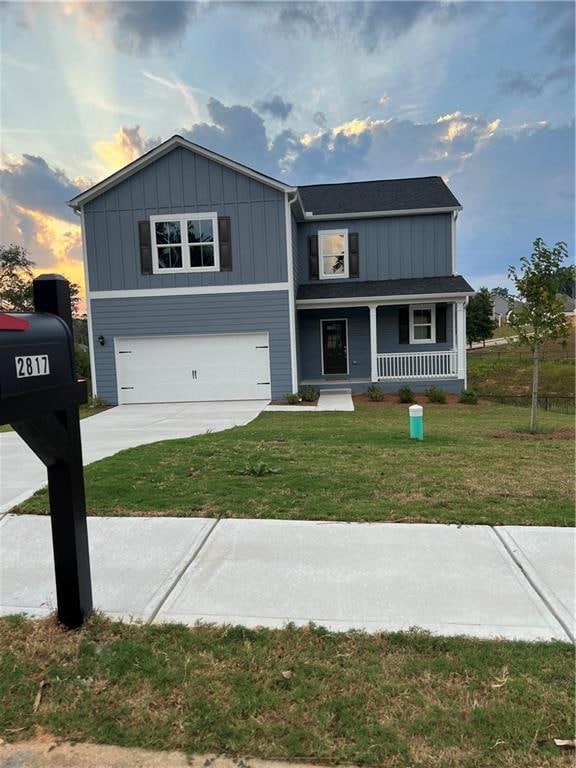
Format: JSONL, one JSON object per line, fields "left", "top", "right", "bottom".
{"left": 285, "top": 192, "right": 299, "bottom": 393}
{"left": 69, "top": 135, "right": 297, "bottom": 210}
{"left": 90, "top": 282, "right": 290, "bottom": 300}
{"left": 77, "top": 208, "right": 98, "bottom": 396}
{"left": 303, "top": 206, "right": 462, "bottom": 221}
{"left": 296, "top": 291, "right": 474, "bottom": 309}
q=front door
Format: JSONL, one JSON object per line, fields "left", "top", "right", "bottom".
{"left": 321, "top": 319, "right": 348, "bottom": 375}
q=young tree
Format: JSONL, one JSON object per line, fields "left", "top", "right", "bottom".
{"left": 508, "top": 238, "right": 570, "bottom": 433}
{"left": 466, "top": 287, "right": 497, "bottom": 346}
{"left": 0, "top": 244, "right": 35, "bottom": 311}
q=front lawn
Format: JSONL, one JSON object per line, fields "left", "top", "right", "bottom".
{"left": 17, "top": 402, "right": 574, "bottom": 526}
{"left": 0, "top": 615, "right": 573, "bottom": 768}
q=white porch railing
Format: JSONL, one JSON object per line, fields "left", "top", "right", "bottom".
{"left": 377, "top": 350, "right": 458, "bottom": 380}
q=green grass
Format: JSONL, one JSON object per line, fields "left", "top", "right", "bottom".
{"left": 468, "top": 334, "right": 575, "bottom": 400}
{"left": 0, "top": 615, "right": 573, "bottom": 767}
{"left": 17, "top": 402, "right": 574, "bottom": 526}
{"left": 0, "top": 405, "right": 109, "bottom": 433}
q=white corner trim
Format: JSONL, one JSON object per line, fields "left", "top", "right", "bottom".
{"left": 451, "top": 211, "right": 457, "bottom": 275}
{"left": 304, "top": 206, "right": 462, "bottom": 221}
{"left": 78, "top": 208, "right": 98, "bottom": 397}
{"left": 285, "top": 193, "right": 299, "bottom": 393}
{"left": 90, "top": 282, "right": 290, "bottom": 300}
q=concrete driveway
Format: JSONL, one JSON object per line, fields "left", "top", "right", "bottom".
{"left": 0, "top": 401, "right": 268, "bottom": 515}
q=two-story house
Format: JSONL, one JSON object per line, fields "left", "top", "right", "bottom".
{"left": 68, "top": 135, "right": 474, "bottom": 405}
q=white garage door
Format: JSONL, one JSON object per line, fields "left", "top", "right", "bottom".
{"left": 115, "top": 333, "right": 271, "bottom": 404}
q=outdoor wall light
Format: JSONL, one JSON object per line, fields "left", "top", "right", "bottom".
{"left": 97, "top": 335, "right": 106, "bottom": 346}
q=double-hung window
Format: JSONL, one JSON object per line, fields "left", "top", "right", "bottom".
{"left": 318, "top": 229, "right": 349, "bottom": 279}
{"left": 150, "top": 213, "right": 220, "bottom": 274}
{"left": 410, "top": 304, "right": 436, "bottom": 344}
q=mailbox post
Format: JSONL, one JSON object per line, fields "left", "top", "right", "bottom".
{"left": 0, "top": 275, "right": 92, "bottom": 629}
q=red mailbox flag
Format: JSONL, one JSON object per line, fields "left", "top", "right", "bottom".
{"left": 0, "top": 313, "right": 30, "bottom": 331}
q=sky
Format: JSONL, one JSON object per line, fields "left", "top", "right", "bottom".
{"left": 0, "top": 0, "right": 574, "bottom": 300}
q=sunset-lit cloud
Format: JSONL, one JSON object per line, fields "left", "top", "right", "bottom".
{"left": 93, "top": 126, "right": 156, "bottom": 173}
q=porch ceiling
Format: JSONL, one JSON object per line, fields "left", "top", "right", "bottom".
{"left": 297, "top": 275, "right": 474, "bottom": 303}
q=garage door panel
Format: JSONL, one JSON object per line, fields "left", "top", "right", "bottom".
{"left": 116, "top": 333, "right": 271, "bottom": 404}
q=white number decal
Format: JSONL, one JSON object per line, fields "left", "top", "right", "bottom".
{"left": 15, "top": 355, "right": 50, "bottom": 379}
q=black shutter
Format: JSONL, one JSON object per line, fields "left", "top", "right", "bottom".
{"left": 308, "top": 235, "right": 319, "bottom": 280}
{"left": 348, "top": 232, "right": 359, "bottom": 278}
{"left": 436, "top": 304, "right": 447, "bottom": 343}
{"left": 218, "top": 216, "right": 232, "bottom": 271}
{"left": 398, "top": 306, "right": 410, "bottom": 344}
{"left": 138, "top": 220, "right": 153, "bottom": 275}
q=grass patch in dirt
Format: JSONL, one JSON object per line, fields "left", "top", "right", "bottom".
{"left": 16, "top": 402, "right": 575, "bottom": 526}
{"left": 0, "top": 614, "right": 573, "bottom": 768}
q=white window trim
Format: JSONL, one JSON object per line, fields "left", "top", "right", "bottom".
{"left": 409, "top": 304, "right": 436, "bottom": 344}
{"left": 318, "top": 228, "right": 349, "bottom": 280}
{"left": 150, "top": 212, "right": 220, "bottom": 274}
{"left": 320, "top": 318, "right": 349, "bottom": 375}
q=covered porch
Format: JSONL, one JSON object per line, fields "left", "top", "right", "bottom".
{"left": 296, "top": 294, "right": 469, "bottom": 392}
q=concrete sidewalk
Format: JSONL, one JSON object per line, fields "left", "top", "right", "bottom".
{"left": 1, "top": 515, "right": 573, "bottom": 642}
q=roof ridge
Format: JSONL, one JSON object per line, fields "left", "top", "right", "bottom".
{"left": 298, "top": 176, "right": 444, "bottom": 189}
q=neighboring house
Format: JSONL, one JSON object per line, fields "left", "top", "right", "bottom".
{"left": 490, "top": 292, "right": 523, "bottom": 326}
{"left": 558, "top": 293, "right": 576, "bottom": 327}
{"left": 68, "top": 135, "right": 474, "bottom": 405}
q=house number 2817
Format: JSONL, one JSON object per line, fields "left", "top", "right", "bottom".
{"left": 15, "top": 355, "right": 50, "bottom": 378}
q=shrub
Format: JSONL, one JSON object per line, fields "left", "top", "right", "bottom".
{"left": 459, "top": 389, "right": 479, "bottom": 405}
{"left": 366, "top": 384, "right": 385, "bottom": 401}
{"left": 398, "top": 386, "right": 415, "bottom": 404}
{"left": 299, "top": 385, "right": 319, "bottom": 402}
{"left": 285, "top": 393, "right": 301, "bottom": 405}
{"left": 87, "top": 395, "right": 108, "bottom": 409}
{"left": 426, "top": 386, "right": 447, "bottom": 404}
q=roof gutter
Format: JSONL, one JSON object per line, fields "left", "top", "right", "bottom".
{"left": 296, "top": 291, "right": 474, "bottom": 309}
{"left": 303, "top": 205, "right": 462, "bottom": 221}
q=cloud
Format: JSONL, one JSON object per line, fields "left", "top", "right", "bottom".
{"left": 0, "top": 154, "right": 82, "bottom": 223}
{"left": 94, "top": 125, "right": 160, "bottom": 172}
{"left": 313, "top": 111, "right": 327, "bottom": 129}
{"left": 254, "top": 95, "right": 293, "bottom": 121}
{"left": 61, "top": 0, "right": 205, "bottom": 55}
{"left": 182, "top": 97, "right": 299, "bottom": 176}
{"left": 269, "top": 1, "right": 483, "bottom": 53}
{"left": 142, "top": 70, "right": 204, "bottom": 123}
{"left": 536, "top": 1, "right": 575, "bottom": 59}
{"left": 498, "top": 70, "right": 543, "bottom": 98}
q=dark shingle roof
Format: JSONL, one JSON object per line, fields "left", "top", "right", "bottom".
{"left": 297, "top": 276, "right": 474, "bottom": 301}
{"left": 298, "top": 177, "right": 461, "bottom": 215}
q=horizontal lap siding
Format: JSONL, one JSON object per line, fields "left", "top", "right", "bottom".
{"left": 297, "top": 214, "right": 452, "bottom": 283}
{"left": 84, "top": 147, "right": 287, "bottom": 291}
{"left": 91, "top": 291, "right": 291, "bottom": 404}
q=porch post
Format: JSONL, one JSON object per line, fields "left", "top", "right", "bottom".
{"left": 369, "top": 304, "right": 378, "bottom": 382}
{"left": 456, "top": 300, "right": 466, "bottom": 385}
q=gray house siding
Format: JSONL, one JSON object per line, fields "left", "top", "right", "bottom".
{"left": 298, "top": 303, "right": 459, "bottom": 391}
{"left": 84, "top": 146, "right": 287, "bottom": 292}
{"left": 91, "top": 291, "right": 292, "bottom": 404}
{"left": 297, "top": 213, "right": 452, "bottom": 284}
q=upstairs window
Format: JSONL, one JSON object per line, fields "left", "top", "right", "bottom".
{"left": 150, "top": 213, "right": 219, "bottom": 273}
{"left": 410, "top": 305, "right": 436, "bottom": 344}
{"left": 319, "top": 229, "right": 349, "bottom": 279}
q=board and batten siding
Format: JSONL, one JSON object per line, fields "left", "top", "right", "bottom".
{"left": 91, "top": 291, "right": 292, "bottom": 404}
{"left": 297, "top": 213, "right": 452, "bottom": 284}
{"left": 84, "top": 146, "right": 288, "bottom": 292}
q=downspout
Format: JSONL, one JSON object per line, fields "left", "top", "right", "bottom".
{"left": 285, "top": 190, "right": 299, "bottom": 393}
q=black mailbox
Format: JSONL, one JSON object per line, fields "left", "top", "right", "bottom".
{"left": 0, "top": 313, "right": 75, "bottom": 399}
{"left": 0, "top": 275, "right": 92, "bottom": 629}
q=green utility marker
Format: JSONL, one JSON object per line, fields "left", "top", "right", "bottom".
{"left": 409, "top": 404, "right": 424, "bottom": 440}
